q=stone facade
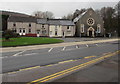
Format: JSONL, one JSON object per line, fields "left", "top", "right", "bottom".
{"left": 74, "top": 8, "right": 105, "bottom": 37}
{"left": 7, "top": 17, "right": 75, "bottom": 37}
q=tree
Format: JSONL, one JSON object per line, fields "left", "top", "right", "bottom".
{"left": 115, "top": 1, "right": 120, "bottom": 36}
{"left": 43, "top": 11, "right": 54, "bottom": 19}
{"left": 62, "top": 13, "right": 73, "bottom": 20}
{"left": 33, "top": 11, "right": 54, "bottom": 19}
{"left": 1, "top": 15, "right": 9, "bottom": 31}
{"left": 33, "top": 11, "right": 43, "bottom": 18}
{"left": 61, "top": 16, "right": 67, "bottom": 19}
{"left": 99, "top": 7, "right": 116, "bottom": 34}
{"left": 73, "top": 8, "right": 86, "bottom": 19}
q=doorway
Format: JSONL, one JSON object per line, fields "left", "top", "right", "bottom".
{"left": 87, "top": 27, "right": 95, "bottom": 37}
{"left": 89, "top": 30, "right": 92, "bottom": 37}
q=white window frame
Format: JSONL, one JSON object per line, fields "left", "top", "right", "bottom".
{"left": 97, "top": 24, "right": 101, "bottom": 33}
{"left": 81, "top": 24, "right": 84, "bottom": 33}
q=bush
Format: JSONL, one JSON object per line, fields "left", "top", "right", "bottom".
{"left": 2, "top": 30, "right": 20, "bottom": 40}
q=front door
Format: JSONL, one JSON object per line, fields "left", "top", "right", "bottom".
{"left": 87, "top": 27, "right": 95, "bottom": 37}
{"left": 89, "top": 30, "right": 92, "bottom": 37}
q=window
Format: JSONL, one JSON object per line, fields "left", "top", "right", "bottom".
{"left": 13, "top": 23, "right": 16, "bottom": 27}
{"left": 12, "top": 28, "right": 16, "bottom": 32}
{"left": 42, "top": 30, "right": 46, "bottom": 34}
{"left": 29, "top": 29, "right": 31, "bottom": 33}
{"left": 81, "top": 24, "right": 84, "bottom": 33}
{"left": 42, "top": 24, "right": 44, "bottom": 28}
{"left": 29, "top": 24, "right": 31, "bottom": 27}
{"left": 67, "top": 26, "right": 70, "bottom": 30}
{"left": 97, "top": 24, "right": 101, "bottom": 33}
{"left": 67, "top": 31, "right": 71, "bottom": 34}
{"left": 19, "top": 28, "right": 22, "bottom": 33}
{"left": 23, "top": 28, "right": 25, "bottom": 33}
{"left": 50, "top": 31, "right": 52, "bottom": 35}
{"left": 55, "top": 31, "right": 57, "bottom": 35}
{"left": 37, "top": 30, "right": 40, "bottom": 34}
{"left": 55, "top": 25, "right": 57, "bottom": 31}
{"left": 87, "top": 18, "right": 95, "bottom": 26}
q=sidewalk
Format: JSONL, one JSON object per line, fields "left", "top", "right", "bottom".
{"left": 53, "top": 54, "right": 118, "bottom": 82}
{"left": 1, "top": 38, "right": 119, "bottom": 53}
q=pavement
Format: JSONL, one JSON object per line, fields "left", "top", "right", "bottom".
{"left": 57, "top": 37, "right": 112, "bottom": 42}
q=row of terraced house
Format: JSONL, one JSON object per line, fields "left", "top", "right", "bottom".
{"left": 6, "top": 8, "right": 105, "bottom": 37}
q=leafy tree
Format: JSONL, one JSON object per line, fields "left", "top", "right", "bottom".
{"left": 1, "top": 15, "right": 9, "bottom": 31}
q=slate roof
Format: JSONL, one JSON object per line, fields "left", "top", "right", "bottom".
{"left": 1, "top": 10, "right": 30, "bottom": 17}
{"left": 8, "top": 16, "right": 37, "bottom": 22}
{"left": 37, "top": 19, "right": 48, "bottom": 24}
{"left": 47, "top": 19, "right": 60, "bottom": 25}
{"left": 73, "top": 11, "right": 87, "bottom": 23}
{"left": 60, "top": 20, "right": 75, "bottom": 26}
{"left": 8, "top": 16, "right": 75, "bottom": 26}
{"left": 47, "top": 19, "right": 74, "bottom": 26}
{"left": 37, "top": 19, "right": 75, "bottom": 26}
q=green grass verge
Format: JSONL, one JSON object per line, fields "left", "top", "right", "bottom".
{"left": 1, "top": 37, "right": 64, "bottom": 47}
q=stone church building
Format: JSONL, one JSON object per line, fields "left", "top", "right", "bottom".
{"left": 73, "top": 8, "right": 105, "bottom": 37}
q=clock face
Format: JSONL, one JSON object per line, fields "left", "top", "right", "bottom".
{"left": 87, "top": 18, "right": 95, "bottom": 26}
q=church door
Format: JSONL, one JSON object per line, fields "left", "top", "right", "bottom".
{"left": 89, "top": 30, "right": 92, "bottom": 37}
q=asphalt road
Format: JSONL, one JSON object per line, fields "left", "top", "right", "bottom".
{"left": 53, "top": 55, "right": 118, "bottom": 82}
{"left": 2, "top": 41, "right": 119, "bottom": 73}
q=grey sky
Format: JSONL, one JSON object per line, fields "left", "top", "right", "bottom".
{"left": 0, "top": 1, "right": 119, "bottom": 18}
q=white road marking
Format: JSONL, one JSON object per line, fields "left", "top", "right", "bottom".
{"left": 13, "top": 50, "right": 26, "bottom": 56}
{"left": 76, "top": 45, "right": 79, "bottom": 48}
{"left": 86, "top": 44, "right": 89, "bottom": 47}
{"left": 95, "top": 44, "right": 98, "bottom": 46}
{"left": 62, "top": 47, "right": 66, "bottom": 51}
{"left": 48, "top": 48, "right": 53, "bottom": 52}
{"left": 21, "top": 53, "right": 38, "bottom": 56}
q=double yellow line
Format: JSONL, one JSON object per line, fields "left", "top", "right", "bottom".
{"left": 27, "top": 50, "right": 120, "bottom": 84}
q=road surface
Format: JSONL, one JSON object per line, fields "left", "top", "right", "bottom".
{"left": 1, "top": 40, "right": 119, "bottom": 83}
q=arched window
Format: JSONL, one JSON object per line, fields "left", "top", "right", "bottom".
{"left": 97, "top": 24, "right": 101, "bottom": 33}
{"left": 81, "top": 24, "right": 84, "bottom": 33}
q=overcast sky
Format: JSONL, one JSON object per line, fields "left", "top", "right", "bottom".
{"left": 0, "top": 0, "right": 119, "bottom": 18}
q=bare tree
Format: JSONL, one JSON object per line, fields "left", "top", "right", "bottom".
{"left": 43, "top": 11, "right": 54, "bottom": 19}
{"left": 73, "top": 8, "right": 86, "bottom": 19}
{"left": 62, "top": 16, "right": 67, "bottom": 19}
{"left": 33, "top": 11, "right": 54, "bottom": 19}
{"left": 33, "top": 11, "right": 43, "bottom": 18}
{"left": 62, "top": 13, "right": 73, "bottom": 20}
